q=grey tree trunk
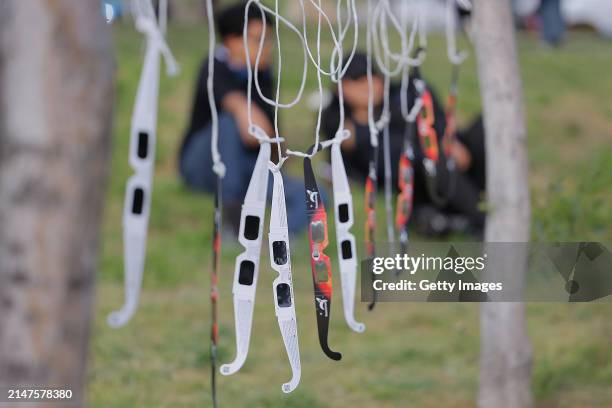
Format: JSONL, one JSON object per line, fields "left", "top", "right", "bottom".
{"left": 0, "top": 1, "right": 113, "bottom": 407}
{"left": 472, "top": 1, "right": 533, "bottom": 408}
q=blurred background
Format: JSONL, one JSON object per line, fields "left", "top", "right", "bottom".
{"left": 91, "top": 0, "right": 612, "bottom": 406}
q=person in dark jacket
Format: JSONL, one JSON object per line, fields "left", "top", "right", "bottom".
{"left": 179, "top": 3, "right": 308, "bottom": 234}
{"left": 321, "top": 53, "right": 486, "bottom": 236}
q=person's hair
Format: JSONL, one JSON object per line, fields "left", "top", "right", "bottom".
{"left": 216, "top": 2, "right": 273, "bottom": 40}
{"left": 343, "top": 52, "right": 379, "bottom": 81}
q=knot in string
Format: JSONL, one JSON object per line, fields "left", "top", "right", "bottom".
{"left": 212, "top": 162, "right": 226, "bottom": 178}
{"left": 320, "top": 128, "right": 351, "bottom": 149}
{"left": 268, "top": 157, "right": 288, "bottom": 174}
{"left": 376, "top": 112, "right": 391, "bottom": 132}
{"left": 249, "top": 125, "right": 285, "bottom": 144}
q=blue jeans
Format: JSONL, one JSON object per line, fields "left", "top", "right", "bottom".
{"left": 180, "top": 114, "right": 311, "bottom": 234}
{"left": 539, "top": 0, "right": 565, "bottom": 45}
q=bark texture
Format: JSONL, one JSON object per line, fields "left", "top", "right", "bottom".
{"left": 0, "top": 1, "right": 114, "bottom": 406}
{"left": 472, "top": 1, "right": 533, "bottom": 408}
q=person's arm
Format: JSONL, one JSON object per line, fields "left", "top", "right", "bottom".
{"left": 221, "top": 91, "right": 274, "bottom": 148}
{"left": 450, "top": 141, "right": 472, "bottom": 171}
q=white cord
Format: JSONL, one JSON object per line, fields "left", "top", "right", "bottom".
{"left": 242, "top": 0, "right": 360, "bottom": 160}
{"left": 286, "top": 0, "right": 359, "bottom": 159}
{"left": 250, "top": 2, "right": 308, "bottom": 110}
{"left": 446, "top": 0, "right": 469, "bottom": 66}
{"left": 242, "top": 1, "right": 284, "bottom": 145}
{"left": 399, "top": 7, "right": 423, "bottom": 122}
{"left": 370, "top": 1, "right": 403, "bottom": 77}
{"left": 312, "top": 0, "right": 324, "bottom": 152}
{"left": 381, "top": 61, "right": 394, "bottom": 243}
{"left": 366, "top": 0, "right": 378, "bottom": 148}
{"left": 159, "top": 0, "right": 168, "bottom": 34}
{"left": 298, "top": 0, "right": 342, "bottom": 78}
{"left": 286, "top": 0, "right": 325, "bottom": 159}
{"left": 300, "top": 0, "right": 359, "bottom": 137}
{"left": 335, "top": 0, "right": 347, "bottom": 136}
{"left": 132, "top": 0, "right": 179, "bottom": 77}
{"left": 367, "top": 0, "right": 434, "bottom": 243}
{"left": 205, "top": 0, "right": 225, "bottom": 178}
{"left": 272, "top": 0, "right": 284, "bottom": 161}
{"left": 330, "top": 0, "right": 359, "bottom": 83}
{"left": 370, "top": 0, "right": 424, "bottom": 74}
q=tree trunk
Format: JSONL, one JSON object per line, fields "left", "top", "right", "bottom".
{"left": 472, "top": 1, "right": 533, "bottom": 408}
{"left": 0, "top": 1, "right": 113, "bottom": 407}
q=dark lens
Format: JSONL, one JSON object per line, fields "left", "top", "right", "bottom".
{"left": 244, "top": 216, "right": 260, "bottom": 240}
{"left": 338, "top": 204, "right": 349, "bottom": 223}
{"left": 315, "top": 261, "right": 328, "bottom": 282}
{"left": 311, "top": 221, "right": 325, "bottom": 244}
{"left": 238, "top": 260, "right": 255, "bottom": 285}
{"left": 132, "top": 187, "right": 144, "bottom": 215}
{"left": 341, "top": 240, "right": 353, "bottom": 260}
{"left": 272, "top": 241, "right": 288, "bottom": 265}
{"left": 137, "top": 131, "right": 149, "bottom": 159}
{"left": 276, "top": 283, "right": 292, "bottom": 307}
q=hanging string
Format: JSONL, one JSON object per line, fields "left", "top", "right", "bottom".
{"left": 242, "top": 0, "right": 286, "bottom": 145}
{"left": 249, "top": 2, "right": 308, "bottom": 110}
{"left": 298, "top": 1, "right": 340, "bottom": 78}
{"left": 159, "top": 0, "right": 168, "bottom": 34}
{"left": 272, "top": 0, "right": 285, "bottom": 164}
{"left": 298, "top": 0, "right": 356, "bottom": 82}
{"left": 446, "top": 0, "right": 470, "bottom": 66}
{"left": 334, "top": 0, "right": 357, "bottom": 137}
{"left": 284, "top": 5, "right": 324, "bottom": 159}
{"left": 293, "top": 0, "right": 359, "bottom": 146}
{"left": 312, "top": 0, "right": 324, "bottom": 153}
{"left": 381, "top": 61, "right": 394, "bottom": 242}
{"left": 369, "top": 0, "right": 423, "bottom": 73}
{"left": 335, "top": 3, "right": 348, "bottom": 137}
{"left": 370, "top": 1, "right": 403, "bottom": 78}
{"left": 204, "top": 1, "right": 222, "bottom": 406}
{"left": 241, "top": 0, "right": 361, "bottom": 160}
{"left": 369, "top": 0, "right": 422, "bottom": 124}
{"left": 368, "top": 0, "right": 433, "bottom": 243}
{"left": 286, "top": 0, "right": 359, "bottom": 158}
{"left": 332, "top": 0, "right": 359, "bottom": 83}
{"left": 399, "top": 3, "right": 424, "bottom": 123}
{"left": 366, "top": 0, "right": 379, "bottom": 147}
{"left": 205, "top": 0, "right": 225, "bottom": 178}
{"left": 132, "top": 0, "right": 179, "bottom": 76}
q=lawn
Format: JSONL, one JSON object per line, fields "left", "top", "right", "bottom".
{"left": 88, "top": 21, "right": 612, "bottom": 407}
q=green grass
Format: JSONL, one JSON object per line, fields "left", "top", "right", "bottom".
{"left": 88, "top": 23, "right": 612, "bottom": 407}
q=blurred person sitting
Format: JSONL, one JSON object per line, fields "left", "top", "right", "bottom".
{"left": 537, "top": 0, "right": 566, "bottom": 45}
{"left": 179, "top": 3, "right": 309, "bottom": 234}
{"left": 512, "top": 0, "right": 566, "bottom": 46}
{"left": 321, "top": 53, "right": 486, "bottom": 237}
